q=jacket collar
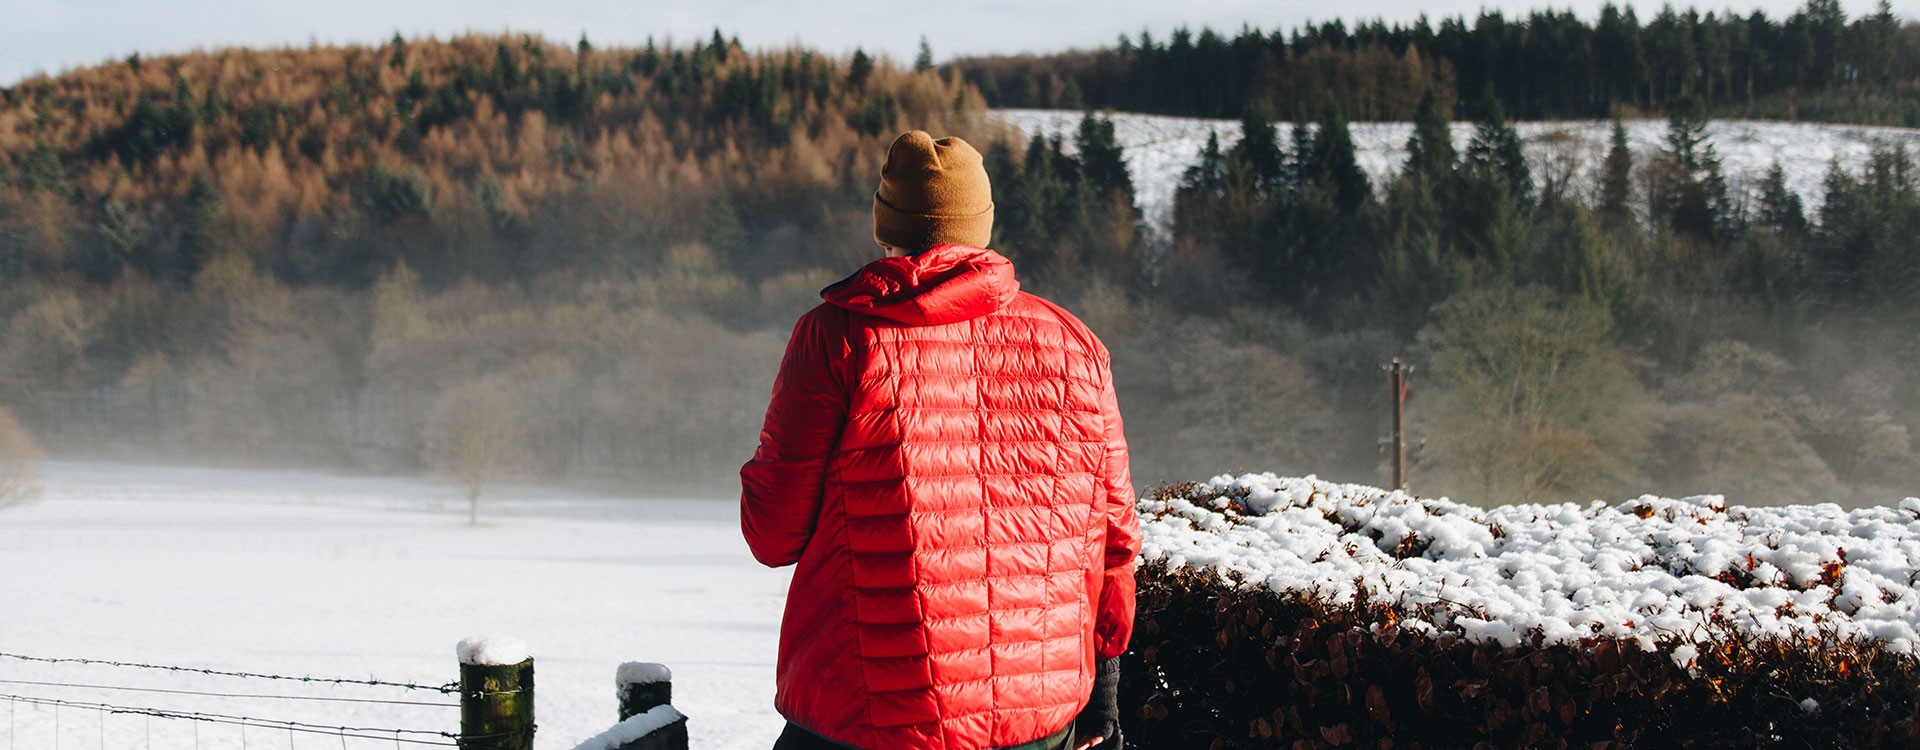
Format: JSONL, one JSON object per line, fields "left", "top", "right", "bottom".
{"left": 821, "top": 244, "right": 1019, "bottom": 326}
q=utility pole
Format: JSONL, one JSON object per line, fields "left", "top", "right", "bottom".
{"left": 1386, "top": 358, "right": 1409, "bottom": 491}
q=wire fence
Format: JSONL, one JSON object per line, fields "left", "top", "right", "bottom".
{"left": 0, "top": 651, "right": 515, "bottom": 749}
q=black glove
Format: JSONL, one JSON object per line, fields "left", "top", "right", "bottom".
{"left": 1075, "top": 657, "right": 1123, "bottom": 749}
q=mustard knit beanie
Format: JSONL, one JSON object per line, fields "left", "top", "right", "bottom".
{"left": 873, "top": 131, "right": 995, "bottom": 251}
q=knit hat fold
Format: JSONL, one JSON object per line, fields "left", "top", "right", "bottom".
{"left": 874, "top": 131, "right": 995, "bottom": 250}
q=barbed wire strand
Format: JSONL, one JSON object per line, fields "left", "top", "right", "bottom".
{"left": 0, "top": 654, "right": 455, "bottom": 694}
{"left": 0, "top": 693, "right": 491, "bottom": 747}
{"left": 0, "top": 679, "right": 458, "bottom": 708}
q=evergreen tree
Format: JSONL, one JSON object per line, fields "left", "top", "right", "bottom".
{"left": 17, "top": 144, "right": 69, "bottom": 196}
{"left": 914, "top": 37, "right": 935, "bottom": 73}
{"left": 388, "top": 32, "right": 408, "bottom": 69}
{"left": 178, "top": 175, "right": 224, "bottom": 283}
{"left": 1375, "top": 176, "right": 1471, "bottom": 335}
{"left": 847, "top": 49, "right": 874, "bottom": 90}
{"left": 1526, "top": 195, "right": 1627, "bottom": 304}
{"left": 1466, "top": 87, "right": 1532, "bottom": 206}
{"left": 1754, "top": 163, "right": 1807, "bottom": 237}
{"left": 1306, "top": 102, "right": 1370, "bottom": 215}
{"left": 1074, "top": 113, "right": 1133, "bottom": 202}
{"left": 1004, "top": 134, "right": 1065, "bottom": 267}
{"left": 1179, "top": 132, "right": 1227, "bottom": 198}
{"left": 1597, "top": 116, "right": 1635, "bottom": 226}
{"left": 1403, "top": 88, "right": 1458, "bottom": 186}
{"left": 1811, "top": 145, "right": 1920, "bottom": 305}
{"left": 1232, "top": 102, "right": 1286, "bottom": 193}
{"left": 1652, "top": 98, "right": 1731, "bottom": 239}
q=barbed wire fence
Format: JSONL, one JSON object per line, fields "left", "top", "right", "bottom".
{"left": 0, "top": 651, "right": 529, "bottom": 749}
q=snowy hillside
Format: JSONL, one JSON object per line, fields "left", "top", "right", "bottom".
{"left": 994, "top": 109, "right": 1920, "bottom": 239}
{"left": 1145, "top": 474, "right": 1920, "bottom": 659}
{"left": 0, "top": 463, "right": 787, "bottom": 750}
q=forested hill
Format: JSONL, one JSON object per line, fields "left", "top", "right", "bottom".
{"left": 0, "top": 34, "right": 1032, "bottom": 490}
{"left": 950, "top": 0, "right": 1920, "bottom": 124}
{"left": 0, "top": 32, "right": 987, "bottom": 288}
{"left": 1, "top": 29, "right": 1917, "bottom": 506}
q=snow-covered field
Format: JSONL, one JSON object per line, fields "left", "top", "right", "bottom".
{"left": 12, "top": 462, "right": 1920, "bottom": 749}
{"left": 994, "top": 109, "right": 1920, "bottom": 238}
{"left": 1145, "top": 473, "right": 1920, "bottom": 662}
{"left": 0, "top": 462, "right": 789, "bottom": 749}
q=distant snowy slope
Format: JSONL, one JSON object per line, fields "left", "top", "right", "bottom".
{"left": 1146, "top": 474, "right": 1920, "bottom": 658}
{"left": 994, "top": 109, "right": 1920, "bottom": 239}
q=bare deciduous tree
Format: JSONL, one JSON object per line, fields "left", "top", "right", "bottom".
{"left": 0, "top": 407, "right": 46, "bottom": 510}
{"left": 1417, "top": 287, "right": 1652, "bottom": 504}
{"left": 428, "top": 381, "right": 524, "bottom": 525}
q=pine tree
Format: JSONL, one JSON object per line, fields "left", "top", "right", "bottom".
{"left": 1403, "top": 88, "right": 1457, "bottom": 186}
{"left": 1232, "top": 102, "right": 1285, "bottom": 193}
{"left": 1375, "top": 176, "right": 1470, "bottom": 336}
{"left": 1179, "top": 132, "right": 1227, "bottom": 198}
{"left": 1653, "top": 98, "right": 1731, "bottom": 239}
{"left": 847, "top": 49, "right": 874, "bottom": 90}
{"left": 1597, "top": 116, "right": 1635, "bottom": 226}
{"left": 1307, "top": 102, "right": 1370, "bottom": 214}
{"left": 178, "top": 175, "right": 224, "bottom": 283}
{"left": 1466, "top": 87, "right": 1532, "bottom": 206}
{"left": 1754, "top": 163, "right": 1807, "bottom": 237}
{"left": 1074, "top": 113, "right": 1133, "bottom": 202}
{"left": 1005, "top": 134, "right": 1064, "bottom": 263}
{"left": 914, "top": 37, "right": 935, "bottom": 73}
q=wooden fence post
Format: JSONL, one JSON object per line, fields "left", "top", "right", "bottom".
{"left": 613, "top": 662, "right": 687, "bottom": 750}
{"left": 457, "top": 638, "right": 534, "bottom": 750}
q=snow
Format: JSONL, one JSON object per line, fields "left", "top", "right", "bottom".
{"left": 0, "top": 462, "right": 788, "bottom": 749}
{"left": 570, "top": 706, "right": 687, "bottom": 750}
{"left": 994, "top": 109, "right": 1920, "bottom": 241}
{"left": 618, "top": 661, "right": 673, "bottom": 688}
{"left": 1142, "top": 473, "right": 1920, "bottom": 656}
{"left": 13, "top": 460, "right": 1917, "bottom": 749}
{"left": 459, "top": 636, "right": 529, "bottom": 666}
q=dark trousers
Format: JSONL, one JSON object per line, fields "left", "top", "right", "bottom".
{"left": 773, "top": 722, "right": 1075, "bottom": 750}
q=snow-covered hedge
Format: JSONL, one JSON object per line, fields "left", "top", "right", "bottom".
{"left": 1123, "top": 475, "right": 1920, "bottom": 748}
{"left": 1144, "top": 473, "right": 1920, "bottom": 654}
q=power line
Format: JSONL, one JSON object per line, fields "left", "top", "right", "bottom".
{"left": 0, "top": 679, "right": 458, "bottom": 708}
{"left": 0, "top": 653, "right": 456, "bottom": 693}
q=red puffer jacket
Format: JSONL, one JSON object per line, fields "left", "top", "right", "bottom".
{"left": 742, "top": 244, "right": 1140, "bottom": 750}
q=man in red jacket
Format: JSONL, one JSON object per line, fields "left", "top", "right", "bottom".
{"left": 742, "top": 130, "right": 1141, "bottom": 750}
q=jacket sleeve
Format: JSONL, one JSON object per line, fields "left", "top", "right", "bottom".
{"left": 1093, "top": 351, "right": 1142, "bottom": 660}
{"left": 740, "top": 307, "right": 849, "bottom": 568}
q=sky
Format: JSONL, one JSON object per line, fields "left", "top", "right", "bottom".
{"left": 4, "top": 0, "right": 1916, "bottom": 86}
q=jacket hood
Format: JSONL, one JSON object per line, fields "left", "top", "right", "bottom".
{"left": 822, "top": 244, "right": 1019, "bottom": 326}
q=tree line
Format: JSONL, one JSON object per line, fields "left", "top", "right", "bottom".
{"left": 0, "top": 32, "right": 1915, "bottom": 505}
{"left": 952, "top": 0, "right": 1920, "bottom": 125}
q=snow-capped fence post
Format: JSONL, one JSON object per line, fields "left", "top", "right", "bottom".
{"left": 609, "top": 662, "right": 687, "bottom": 750}
{"left": 457, "top": 637, "right": 534, "bottom": 750}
